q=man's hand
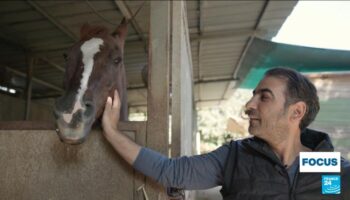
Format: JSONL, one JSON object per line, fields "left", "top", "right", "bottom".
{"left": 102, "top": 90, "right": 121, "bottom": 135}
{"left": 101, "top": 89, "right": 141, "bottom": 165}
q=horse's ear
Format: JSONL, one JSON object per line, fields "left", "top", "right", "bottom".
{"left": 112, "top": 18, "right": 128, "bottom": 46}
{"left": 80, "top": 23, "right": 90, "bottom": 40}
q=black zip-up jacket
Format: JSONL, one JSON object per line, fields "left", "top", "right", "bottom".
{"left": 220, "top": 129, "right": 350, "bottom": 200}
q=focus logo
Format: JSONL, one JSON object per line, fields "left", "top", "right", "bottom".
{"left": 299, "top": 152, "right": 340, "bottom": 173}
{"left": 322, "top": 175, "right": 341, "bottom": 194}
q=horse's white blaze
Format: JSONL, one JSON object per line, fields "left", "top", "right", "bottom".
{"left": 62, "top": 38, "right": 104, "bottom": 124}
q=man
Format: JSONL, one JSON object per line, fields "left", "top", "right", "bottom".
{"left": 102, "top": 67, "right": 350, "bottom": 199}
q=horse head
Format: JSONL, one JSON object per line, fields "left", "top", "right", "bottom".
{"left": 54, "top": 19, "right": 128, "bottom": 145}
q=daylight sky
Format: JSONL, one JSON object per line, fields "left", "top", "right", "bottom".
{"left": 272, "top": 1, "right": 350, "bottom": 51}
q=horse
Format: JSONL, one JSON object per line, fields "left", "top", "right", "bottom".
{"left": 53, "top": 19, "right": 128, "bottom": 145}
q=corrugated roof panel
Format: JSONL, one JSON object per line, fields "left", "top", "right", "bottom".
{"left": 9, "top": 20, "right": 60, "bottom": 33}
{"left": 29, "top": 37, "right": 72, "bottom": 49}
{"left": 258, "top": 1, "right": 297, "bottom": 39}
{"left": 123, "top": 1, "right": 150, "bottom": 32}
{"left": 202, "top": 42, "right": 245, "bottom": 51}
{"left": 0, "top": 0, "right": 295, "bottom": 106}
{"left": 24, "top": 30, "right": 67, "bottom": 41}
{"left": 199, "top": 36, "right": 247, "bottom": 81}
{"left": 199, "top": 81, "right": 228, "bottom": 100}
{"left": 265, "top": 1, "right": 297, "bottom": 11}
{"left": 201, "top": 1, "right": 265, "bottom": 32}
{"left": 201, "top": 47, "right": 242, "bottom": 56}
{"left": 34, "top": 1, "right": 74, "bottom": 8}
{"left": 202, "top": 1, "right": 259, "bottom": 8}
{"left": 39, "top": 1, "right": 116, "bottom": 17}
{"left": 203, "top": 5, "right": 264, "bottom": 18}
{"left": 0, "top": 10, "right": 43, "bottom": 25}
{"left": 0, "top": 1, "right": 32, "bottom": 13}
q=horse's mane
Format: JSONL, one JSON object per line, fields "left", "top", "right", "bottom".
{"left": 80, "top": 24, "right": 110, "bottom": 41}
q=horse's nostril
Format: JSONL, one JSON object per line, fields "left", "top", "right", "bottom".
{"left": 85, "top": 101, "right": 94, "bottom": 109}
{"left": 84, "top": 101, "right": 95, "bottom": 118}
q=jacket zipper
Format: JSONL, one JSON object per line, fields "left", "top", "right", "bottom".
{"left": 286, "top": 165, "right": 299, "bottom": 200}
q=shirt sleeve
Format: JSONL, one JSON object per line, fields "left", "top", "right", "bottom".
{"left": 133, "top": 143, "right": 230, "bottom": 190}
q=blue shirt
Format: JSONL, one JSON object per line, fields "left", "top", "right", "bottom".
{"left": 133, "top": 145, "right": 299, "bottom": 190}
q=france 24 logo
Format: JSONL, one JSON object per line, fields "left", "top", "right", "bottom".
{"left": 322, "top": 175, "right": 341, "bottom": 194}
{"left": 299, "top": 152, "right": 340, "bottom": 173}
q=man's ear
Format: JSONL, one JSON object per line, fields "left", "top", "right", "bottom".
{"left": 112, "top": 18, "right": 128, "bottom": 48}
{"left": 290, "top": 101, "right": 307, "bottom": 121}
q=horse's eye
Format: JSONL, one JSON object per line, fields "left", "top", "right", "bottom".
{"left": 114, "top": 57, "right": 122, "bottom": 65}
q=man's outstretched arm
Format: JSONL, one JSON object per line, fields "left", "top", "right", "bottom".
{"left": 102, "top": 90, "right": 228, "bottom": 189}
{"left": 102, "top": 90, "right": 141, "bottom": 165}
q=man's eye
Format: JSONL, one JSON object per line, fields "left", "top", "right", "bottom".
{"left": 261, "top": 95, "right": 269, "bottom": 101}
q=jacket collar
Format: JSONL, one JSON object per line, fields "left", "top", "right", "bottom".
{"left": 241, "top": 128, "right": 334, "bottom": 165}
{"left": 300, "top": 128, "right": 334, "bottom": 151}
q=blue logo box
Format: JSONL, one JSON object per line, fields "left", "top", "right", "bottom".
{"left": 322, "top": 175, "right": 341, "bottom": 194}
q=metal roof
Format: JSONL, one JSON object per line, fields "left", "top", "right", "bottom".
{"left": 0, "top": 0, "right": 297, "bottom": 110}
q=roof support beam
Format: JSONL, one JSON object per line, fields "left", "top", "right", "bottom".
{"left": 220, "top": 0, "right": 270, "bottom": 104}
{"left": 233, "top": 0, "right": 269, "bottom": 79}
{"left": 27, "top": 0, "right": 78, "bottom": 41}
{"left": 197, "top": 0, "right": 203, "bottom": 102}
{"left": 127, "top": 77, "right": 238, "bottom": 91}
{"left": 190, "top": 28, "right": 261, "bottom": 42}
{"left": 4, "top": 66, "right": 64, "bottom": 93}
{"left": 125, "top": 28, "right": 261, "bottom": 43}
{"left": 39, "top": 57, "right": 65, "bottom": 73}
{"left": 114, "top": 0, "right": 148, "bottom": 53}
{"left": 24, "top": 56, "right": 35, "bottom": 120}
{"left": 0, "top": 33, "right": 65, "bottom": 73}
{"left": 148, "top": 28, "right": 264, "bottom": 43}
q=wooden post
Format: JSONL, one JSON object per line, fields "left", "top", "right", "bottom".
{"left": 171, "top": 1, "right": 196, "bottom": 199}
{"left": 171, "top": 0, "right": 195, "bottom": 158}
{"left": 146, "top": 1, "right": 171, "bottom": 199}
{"left": 24, "top": 56, "right": 35, "bottom": 120}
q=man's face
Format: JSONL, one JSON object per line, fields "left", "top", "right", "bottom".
{"left": 245, "top": 76, "right": 291, "bottom": 141}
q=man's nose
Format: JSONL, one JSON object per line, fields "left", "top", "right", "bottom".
{"left": 245, "top": 97, "right": 257, "bottom": 110}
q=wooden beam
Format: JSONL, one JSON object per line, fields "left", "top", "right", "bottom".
{"left": 171, "top": 1, "right": 195, "bottom": 169}
{"left": 24, "top": 56, "right": 35, "bottom": 120}
{"left": 146, "top": 1, "right": 171, "bottom": 199}
{"left": 27, "top": 0, "right": 77, "bottom": 41}
{"left": 220, "top": 0, "right": 270, "bottom": 102}
{"left": 114, "top": 0, "right": 148, "bottom": 53}
{"left": 4, "top": 66, "right": 64, "bottom": 93}
{"left": 39, "top": 57, "right": 65, "bottom": 73}
{"left": 171, "top": 0, "right": 182, "bottom": 158}
{"left": 0, "top": 32, "right": 65, "bottom": 73}
{"left": 232, "top": 0, "right": 270, "bottom": 80}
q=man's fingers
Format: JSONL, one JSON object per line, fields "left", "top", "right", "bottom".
{"left": 112, "top": 90, "right": 121, "bottom": 109}
{"left": 104, "top": 96, "right": 112, "bottom": 111}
